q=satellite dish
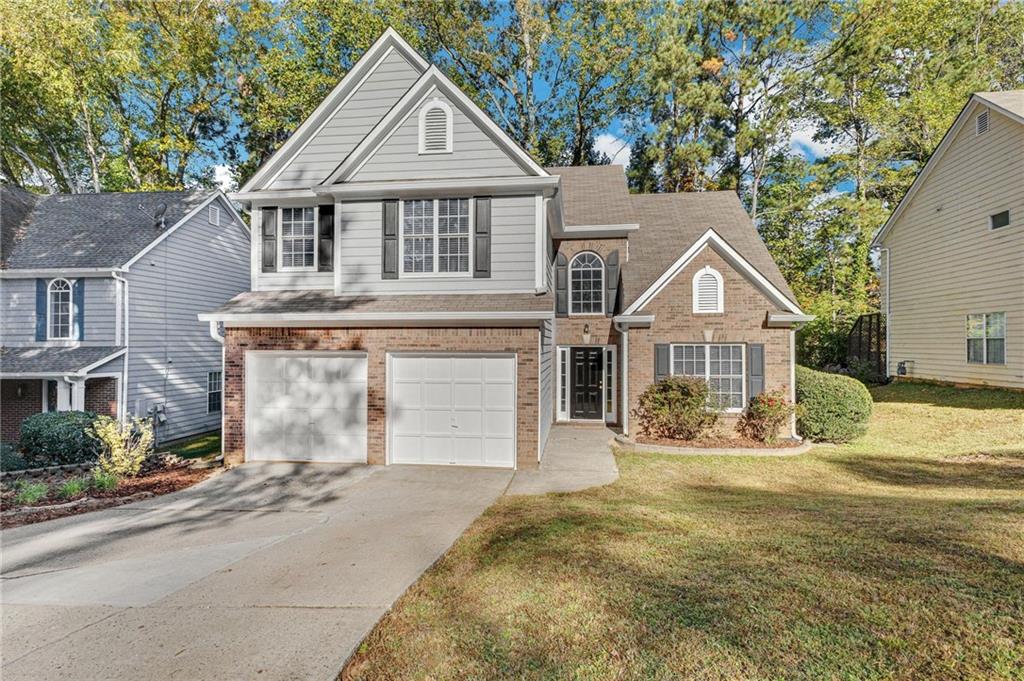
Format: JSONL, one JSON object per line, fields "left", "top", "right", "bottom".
{"left": 153, "top": 203, "right": 167, "bottom": 229}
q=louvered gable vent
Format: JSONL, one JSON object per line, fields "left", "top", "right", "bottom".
{"left": 419, "top": 101, "right": 452, "bottom": 154}
{"left": 692, "top": 266, "right": 723, "bottom": 313}
{"left": 976, "top": 110, "right": 989, "bottom": 136}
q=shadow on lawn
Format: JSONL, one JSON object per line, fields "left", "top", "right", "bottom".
{"left": 834, "top": 452, "right": 1024, "bottom": 490}
{"left": 870, "top": 382, "right": 1024, "bottom": 410}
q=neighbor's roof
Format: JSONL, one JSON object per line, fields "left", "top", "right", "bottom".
{"left": 621, "top": 192, "right": 798, "bottom": 308}
{"left": 0, "top": 345, "right": 124, "bottom": 375}
{"left": 206, "top": 291, "right": 554, "bottom": 317}
{"left": 0, "top": 187, "right": 216, "bottom": 270}
{"left": 545, "top": 165, "right": 635, "bottom": 226}
{"left": 975, "top": 90, "right": 1024, "bottom": 122}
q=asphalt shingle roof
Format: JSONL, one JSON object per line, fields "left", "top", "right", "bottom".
{"left": 0, "top": 346, "right": 124, "bottom": 375}
{"left": 545, "top": 166, "right": 634, "bottom": 226}
{"left": 976, "top": 90, "right": 1024, "bottom": 120}
{"left": 0, "top": 187, "right": 215, "bottom": 269}
{"left": 209, "top": 291, "right": 554, "bottom": 316}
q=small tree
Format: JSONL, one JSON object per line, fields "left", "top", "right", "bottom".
{"left": 89, "top": 416, "right": 154, "bottom": 477}
{"left": 633, "top": 376, "right": 718, "bottom": 441}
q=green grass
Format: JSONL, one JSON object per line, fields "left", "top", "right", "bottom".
{"left": 166, "top": 432, "right": 221, "bottom": 459}
{"left": 344, "top": 382, "right": 1024, "bottom": 681}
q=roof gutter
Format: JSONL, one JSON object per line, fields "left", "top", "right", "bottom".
{"left": 0, "top": 267, "right": 124, "bottom": 279}
{"left": 198, "top": 310, "right": 554, "bottom": 328}
{"left": 766, "top": 312, "right": 815, "bottom": 328}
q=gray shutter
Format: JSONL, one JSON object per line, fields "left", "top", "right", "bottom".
{"left": 473, "top": 196, "right": 491, "bottom": 278}
{"left": 73, "top": 279, "right": 85, "bottom": 341}
{"left": 35, "top": 279, "right": 46, "bottom": 341}
{"left": 605, "top": 250, "right": 619, "bottom": 317}
{"left": 317, "top": 204, "right": 334, "bottom": 272}
{"left": 381, "top": 199, "right": 399, "bottom": 279}
{"left": 555, "top": 252, "right": 568, "bottom": 317}
{"left": 748, "top": 343, "right": 765, "bottom": 401}
{"left": 654, "top": 344, "right": 670, "bottom": 382}
{"left": 261, "top": 207, "right": 277, "bottom": 272}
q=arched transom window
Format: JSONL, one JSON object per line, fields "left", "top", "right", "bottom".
{"left": 48, "top": 278, "right": 72, "bottom": 339}
{"left": 692, "top": 266, "right": 724, "bottom": 313}
{"left": 570, "top": 252, "right": 604, "bottom": 315}
{"left": 418, "top": 99, "right": 453, "bottom": 154}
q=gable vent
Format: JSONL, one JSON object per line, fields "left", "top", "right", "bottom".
{"left": 693, "top": 266, "right": 723, "bottom": 313}
{"left": 419, "top": 101, "right": 452, "bottom": 154}
{"left": 976, "top": 110, "right": 990, "bottom": 136}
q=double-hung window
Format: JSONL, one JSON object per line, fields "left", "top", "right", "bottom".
{"left": 280, "top": 207, "right": 316, "bottom": 269}
{"left": 207, "top": 370, "right": 222, "bottom": 413}
{"left": 48, "top": 279, "right": 72, "bottom": 340}
{"left": 569, "top": 252, "right": 604, "bottom": 314}
{"left": 671, "top": 343, "right": 745, "bottom": 411}
{"left": 967, "top": 312, "right": 1005, "bottom": 365}
{"left": 401, "top": 198, "right": 470, "bottom": 275}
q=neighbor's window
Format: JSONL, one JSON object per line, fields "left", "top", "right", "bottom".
{"left": 570, "top": 252, "right": 604, "bottom": 314}
{"left": 48, "top": 278, "right": 72, "bottom": 340}
{"left": 967, "top": 312, "right": 1005, "bottom": 365}
{"left": 207, "top": 370, "right": 222, "bottom": 413}
{"left": 401, "top": 198, "right": 470, "bottom": 275}
{"left": 990, "top": 210, "right": 1010, "bottom": 230}
{"left": 280, "top": 207, "right": 316, "bottom": 269}
{"left": 672, "top": 343, "right": 745, "bottom": 410}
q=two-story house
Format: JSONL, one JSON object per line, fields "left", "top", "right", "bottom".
{"left": 872, "top": 91, "right": 1023, "bottom": 390}
{"left": 202, "top": 28, "right": 810, "bottom": 470}
{"left": 1, "top": 187, "right": 250, "bottom": 444}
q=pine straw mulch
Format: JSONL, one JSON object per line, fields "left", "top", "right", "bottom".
{"left": 635, "top": 435, "right": 804, "bottom": 449}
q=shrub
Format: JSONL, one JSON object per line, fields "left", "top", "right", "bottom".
{"left": 14, "top": 481, "right": 48, "bottom": 505}
{"left": 1, "top": 443, "right": 29, "bottom": 471}
{"left": 57, "top": 477, "right": 88, "bottom": 500}
{"left": 18, "top": 411, "right": 101, "bottom": 466}
{"left": 90, "top": 416, "right": 154, "bottom": 477}
{"left": 739, "top": 390, "right": 798, "bottom": 444}
{"left": 795, "top": 365, "right": 873, "bottom": 443}
{"left": 633, "top": 376, "right": 718, "bottom": 440}
{"left": 90, "top": 469, "right": 120, "bottom": 491}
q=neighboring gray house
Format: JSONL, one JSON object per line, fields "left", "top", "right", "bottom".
{"left": 1, "top": 187, "right": 250, "bottom": 444}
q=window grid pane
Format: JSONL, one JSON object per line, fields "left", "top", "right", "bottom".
{"left": 403, "top": 199, "right": 471, "bottom": 274}
{"left": 207, "top": 371, "right": 222, "bottom": 413}
{"left": 967, "top": 312, "right": 1007, "bottom": 364}
{"left": 281, "top": 207, "right": 315, "bottom": 268}
{"left": 671, "top": 344, "right": 742, "bottom": 410}
{"left": 570, "top": 253, "right": 603, "bottom": 314}
{"left": 49, "top": 280, "right": 72, "bottom": 339}
{"left": 605, "top": 351, "right": 614, "bottom": 414}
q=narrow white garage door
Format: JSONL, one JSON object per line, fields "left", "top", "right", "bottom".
{"left": 389, "top": 354, "right": 516, "bottom": 468}
{"left": 246, "top": 352, "right": 367, "bottom": 463}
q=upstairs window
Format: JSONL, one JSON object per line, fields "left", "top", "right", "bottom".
{"left": 967, "top": 312, "right": 1005, "bottom": 365}
{"left": 47, "top": 279, "right": 72, "bottom": 340}
{"left": 280, "top": 207, "right": 315, "bottom": 269}
{"left": 976, "top": 110, "right": 990, "bottom": 135}
{"left": 418, "top": 100, "right": 453, "bottom": 154}
{"left": 570, "top": 252, "right": 604, "bottom": 315}
{"left": 990, "top": 210, "right": 1010, "bottom": 230}
{"left": 692, "top": 266, "right": 724, "bottom": 313}
{"left": 401, "top": 198, "right": 470, "bottom": 275}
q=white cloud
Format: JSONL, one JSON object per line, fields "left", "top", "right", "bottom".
{"left": 788, "top": 122, "right": 839, "bottom": 161}
{"left": 213, "top": 164, "right": 235, "bottom": 192}
{"left": 594, "top": 133, "right": 631, "bottom": 166}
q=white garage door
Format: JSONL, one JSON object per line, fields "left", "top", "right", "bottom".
{"left": 389, "top": 354, "right": 516, "bottom": 468}
{"left": 246, "top": 352, "right": 367, "bottom": 463}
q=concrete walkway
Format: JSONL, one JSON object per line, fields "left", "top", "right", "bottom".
{"left": 507, "top": 424, "right": 619, "bottom": 495}
{"left": 1, "top": 462, "right": 511, "bottom": 681}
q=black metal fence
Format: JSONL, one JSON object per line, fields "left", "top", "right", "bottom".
{"left": 846, "top": 312, "right": 886, "bottom": 376}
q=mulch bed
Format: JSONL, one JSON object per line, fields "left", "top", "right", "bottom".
{"left": 636, "top": 435, "right": 804, "bottom": 449}
{"left": 1, "top": 466, "right": 214, "bottom": 529}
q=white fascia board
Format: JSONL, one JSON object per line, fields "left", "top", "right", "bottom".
{"left": 623, "top": 228, "right": 803, "bottom": 315}
{"left": 122, "top": 191, "right": 221, "bottom": 269}
{"left": 314, "top": 176, "right": 559, "bottom": 199}
{"left": 612, "top": 314, "right": 655, "bottom": 327}
{"left": 555, "top": 223, "right": 640, "bottom": 239}
{"left": 229, "top": 189, "right": 320, "bottom": 204}
{"left": 766, "top": 312, "right": 815, "bottom": 327}
{"left": 204, "top": 311, "right": 554, "bottom": 328}
{"left": 239, "top": 28, "right": 428, "bottom": 193}
{"left": 0, "top": 268, "right": 122, "bottom": 279}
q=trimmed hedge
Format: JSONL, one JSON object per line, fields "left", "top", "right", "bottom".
{"left": 633, "top": 376, "right": 718, "bottom": 440}
{"left": 795, "top": 366, "right": 873, "bottom": 443}
{"left": 18, "top": 411, "right": 102, "bottom": 466}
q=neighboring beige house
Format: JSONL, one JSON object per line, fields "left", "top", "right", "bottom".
{"left": 872, "top": 90, "right": 1024, "bottom": 390}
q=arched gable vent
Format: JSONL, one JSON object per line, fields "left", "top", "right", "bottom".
{"left": 419, "top": 99, "right": 453, "bottom": 154}
{"left": 692, "top": 266, "right": 724, "bottom": 313}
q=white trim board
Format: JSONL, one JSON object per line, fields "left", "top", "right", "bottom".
{"left": 312, "top": 175, "right": 559, "bottom": 199}
{"left": 622, "top": 228, "right": 803, "bottom": 315}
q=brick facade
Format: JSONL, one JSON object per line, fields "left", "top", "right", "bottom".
{"left": 84, "top": 377, "right": 119, "bottom": 417}
{"left": 223, "top": 326, "right": 540, "bottom": 469}
{"left": 1, "top": 379, "right": 42, "bottom": 444}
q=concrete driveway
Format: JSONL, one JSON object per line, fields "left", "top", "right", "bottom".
{"left": 1, "top": 463, "right": 512, "bottom": 681}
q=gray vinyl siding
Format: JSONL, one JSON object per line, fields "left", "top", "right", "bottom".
{"left": 337, "top": 195, "right": 537, "bottom": 294}
{"left": 351, "top": 91, "right": 529, "bottom": 182}
{"left": 879, "top": 104, "right": 1024, "bottom": 389}
{"left": 0, "top": 275, "right": 117, "bottom": 346}
{"left": 268, "top": 49, "right": 421, "bottom": 190}
{"left": 538, "top": 318, "right": 553, "bottom": 456}
{"left": 125, "top": 196, "right": 250, "bottom": 441}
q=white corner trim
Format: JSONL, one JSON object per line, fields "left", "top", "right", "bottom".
{"left": 623, "top": 228, "right": 803, "bottom": 315}
{"left": 122, "top": 191, "right": 222, "bottom": 269}
{"left": 691, "top": 265, "right": 724, "bottom": 314}
{"left": 417, "top": 97, "right": 454, "bottom": 154}
{"left": 535, "top": 194, "right": 545, "bottom": 290}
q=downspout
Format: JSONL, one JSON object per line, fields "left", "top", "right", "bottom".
{"left": 111, "top": 270, "right": 129, "bottom": 422}
{"left": 613, "top": 320, "right": 629, "bottom": 436}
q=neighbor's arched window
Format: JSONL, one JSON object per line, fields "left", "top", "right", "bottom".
{"left": 48, "top": 278, "right": 72, "bottom": 339}
{"left": 692, "top": 266, "right": 723, "bottom": 313}
{"left": 418, "top": 99, "right": 453, "bottom": 154}
{"left": 570, "top": 251, "right": 604, "bottom": 315}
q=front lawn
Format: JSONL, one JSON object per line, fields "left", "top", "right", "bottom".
{"left": 344, "top": 382, "right": 1024, "bottom": 680}
{"left": 165, "top": 431, "right": 221, "bottom": 459}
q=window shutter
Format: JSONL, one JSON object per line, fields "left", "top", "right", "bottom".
{"left": 473, "top": 196, "right": 491, "bottom": 278}
{"left": 35, "top": 279, "right": 46, "bottom": 341}
{"left": 555, "top": 252, "right": 568, "bottom": 317}
{"left": 73, "top": 279, "right": 85, "bottom": 341}
{"left": 605, "top": 250, "right": 619, "bottom": 317}
{"left": 261, "top": 207, "right": 277, "bottom": 272}
{"left": 317, "top": 204, "right": 334, "bottom": 272}
{"left": 748, "top": 343, "right": 765, "bottom": 401}
{"left": 654, "top": 344, "right": 670, "bottom": 382}
{"left": 381, "top": 199, "right": 399, "bottom": 279}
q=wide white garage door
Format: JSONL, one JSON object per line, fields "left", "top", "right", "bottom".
{"left": 246, "top": 352, "right": 367, "bottom": 463}
{"left": 389, "top": 354, "right": 516, "bottom": 468}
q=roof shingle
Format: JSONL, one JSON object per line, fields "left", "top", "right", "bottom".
{"left": 544, "top": 166, "right": 634, "bottom": 226}
{"left": 0, "top": 345, "right": 124, "bottom": 375}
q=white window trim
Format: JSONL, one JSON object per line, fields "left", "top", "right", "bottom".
{"left": 207, "top": 370, "right": 223, "bottom": 413}
{"left": 47, "top": 278, "right": 74, "bottom": 341}
{"left": 209, "top": 204, "right": 220, "bottom": 226}
{"left": 966, "top": 312, "right": 1006, "bottom": 365}
{"left": 555, "top": 344, "right": 616, "bottom": 423}
{"left": 692, "top": 266, "right": 724, "bottom": 314}
{"left": 604, "top": 345, "right": 617, "bottom": 423}
{"left": 277, "top": 206, "right": 319, "bottom": 272}
{"left": 418, "top": 98, "right": 453, "bottom": 155}
{"left": 397, "top": 198, "right": 473, "bottom": 278}
{"left": 669, "top": 343, "right": 746, "bottom": 413}
{"left": 569, "top": 251, "right": 605, "bottom": 316}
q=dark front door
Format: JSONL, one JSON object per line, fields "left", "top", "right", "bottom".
{"left": 571, "top": 347, "right": 603, "bottom": 420}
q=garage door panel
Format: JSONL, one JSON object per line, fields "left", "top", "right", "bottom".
{"left": 421, "top": 436, "right": 452, "bottom": 464}
{"left": 423, "top": 356, "right": 453, "bottom": 380}
{"left": 422, "top": 382, "right": 452, "bottom": 409}
{"left": 452, "top": 410, "right": 482, "bottom": 435}
{"left": 484, "top": 410, "right": 515, "bottom": 437}
{"left": 483, "top": 356, "right": 515, "bottom": 381}
{"left": 391, "top": 406, "right": 421, "bottom": 434}
{"left": 452, "top": 357, "right": 483, "bottom": 380}
{"left": 483, "top": 383, "right": 514, "bottom": 409}
{"left": 452, "top": 383, "right": 482, "bottom": 408}
{"left": 451, "top": 437, "right": 484, "bottom": 465}
{"left": 422, "top": 409, "right": 453, "bottom": 435}
{"left": 484, "top": 438, "right": 515, "bottom": 465}
{"left": 391, "top": 356, "right": 423, "bottom": 380}
{"left": 316, "top": 356, "right": 367, "bottom": 382}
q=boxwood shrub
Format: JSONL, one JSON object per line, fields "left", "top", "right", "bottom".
{"left": 18, "top": 411, "right": 102, "bottom": 466}
{"left": 633, "top": 376, "right": 718, "bottom": 440}
{"left": 795, "top": 366, "right": 873, "bottom": 443}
